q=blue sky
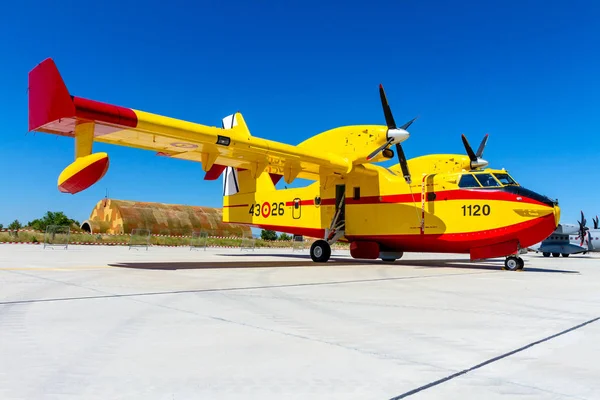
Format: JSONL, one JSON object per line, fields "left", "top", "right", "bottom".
{"left": 1, "top": 0, "right": 599, "bottom": 227}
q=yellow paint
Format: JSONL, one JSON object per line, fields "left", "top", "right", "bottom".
{"left": 57, "top": 152, "right": 108, "bottom": 187}
{"left": 33, "top": 92, "right": 560, "bottom": 250}
{"left": 74, "top": 121, "right": 94, "bottom": 159}
{"left": 223, "top": 159, "right": 558, "bottom": 239}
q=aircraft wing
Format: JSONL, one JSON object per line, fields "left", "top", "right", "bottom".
{"left": 28, "top": 58, "right": 356, "bottom": 189}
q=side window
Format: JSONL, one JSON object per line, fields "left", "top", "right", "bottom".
{"left": 458, "top": 174, "right": 481, "bottom": 188}
{"left": 474, "top": 173, "right": 500, "bottom": 187}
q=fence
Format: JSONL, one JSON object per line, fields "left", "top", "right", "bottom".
{"left": 190, "top": 230, "right": 208, "bottom": 251}
{"left": 240, "top": 235, "right": 256, "bottom": 251}
{"left": 292, "top": 235, "right": 306, "bottom": 251}
{"left": 129, "top": 228, "right": 151, "bottom": 250}
{"left": 43, "top": 225, "right": 70, "bottom": 249}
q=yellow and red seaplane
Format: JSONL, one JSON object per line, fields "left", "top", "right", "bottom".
{"left": 28, "top": 58, "right": 560, "bottom": 270}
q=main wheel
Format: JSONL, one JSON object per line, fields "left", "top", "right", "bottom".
{"left": 552, "top": 253, "right": 560, "bottom": 257}
{"left": 310, "top": 240, "right": 331, "bottom": 263}
{"left": 543, "top": 252, "right": 550, "bottom": 257}
{"left": 504, "top": 256, "right": 520, "bottom": 271}
{"left": 517, "top": 257, "right": 524, "bottom": 270}
{"left": 561, "top": 253, "right": 570, "bottom": 257}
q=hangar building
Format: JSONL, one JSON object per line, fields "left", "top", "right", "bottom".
{"left": 80, "top": 199, "right": 251, "bottom": 237}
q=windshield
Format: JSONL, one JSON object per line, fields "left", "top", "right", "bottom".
{"left": 473, "top": 173, "right": 501, "bottom": 187}
{"left": 493, "top": 173, "right": 518, "bottom": 186}
{"left": 458, "top": 174, "right": 481, "bottom": 188}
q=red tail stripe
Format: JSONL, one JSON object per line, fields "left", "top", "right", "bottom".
{"left": 72, "top": 97, "right": 138, "bottom": 128}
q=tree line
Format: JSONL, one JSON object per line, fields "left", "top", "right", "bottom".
{"left": 260, "top": 229, "right": 293, "bottom": 241}
{"left": 0, "top": 211, "right": 80, "bottom": 232}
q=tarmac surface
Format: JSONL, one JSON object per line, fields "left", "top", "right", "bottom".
{"left": 0, "top": 244, "right": 599, "bottom": 400}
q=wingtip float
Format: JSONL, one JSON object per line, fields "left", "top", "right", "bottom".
{"left": 57, "top": 152, "right": 109, "bottom": 194}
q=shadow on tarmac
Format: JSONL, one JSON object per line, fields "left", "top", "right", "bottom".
{"left": 110, "top": 255, "right": 579, "bottom": 273}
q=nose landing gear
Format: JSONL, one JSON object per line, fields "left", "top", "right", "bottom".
{"left": 503, "top": 255, "right": 524, "bottom": 271}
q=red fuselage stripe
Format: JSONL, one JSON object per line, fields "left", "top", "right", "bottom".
{"left": 276, "top": 189, "right": 546, "bottom": 209}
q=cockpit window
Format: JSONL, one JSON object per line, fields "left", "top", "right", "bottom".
{"left": 473, "top": 173, "right": 501, "bottom": 187}
{"left": 493, "top": 173, "right": 518, "bottom": 186}
{"left": 458, "top": 174, "right": 482, "bottom": 188}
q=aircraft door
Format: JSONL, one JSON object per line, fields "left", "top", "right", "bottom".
{"left": 334, "top": 184, "right": 346, "bottom": 232}
{"left": 335, "top": 185, "right": 346, "bottom": 221}
{"left": 292, "top": 198, "right": 301, "bottom": 219}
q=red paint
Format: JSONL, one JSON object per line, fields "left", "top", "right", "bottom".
{"left": 28, "top": 58, "right": 76, "bottom": 132}
{"left": 204, "top": 164, "right": 226, "bottom": 181}
{"left": 470, "top": 240, "right": 519, "bottom": 260}
{"left": 72, "top": 97, "right": 137, "bottom": 128}
{"left": 283, "top": 188, "right": 546, "bottom": 209}
{"left": 346, "top": 189, "right": 546, "bottom": 207}
{"left": 269, "top": 173, "right": 283, "bottom": 185}
{"left": 284, "top": 198, "right": 337, "bottom": 207}
{"left": 28, "top": 58, "right": 138, "bottom": 135}
{"left": 242, "top": 212, "right": 556, "bottom": 259}
{"left": 261, "top": 202, "right": 271, "bottom": 218}
{"left": 58, "top": 157, "right": 109, "bottom": 194}
{"left": 350, "top": 241, "right": 380, "bottom": 259}
{"left": 345, "top": 213, "right": 557, "bottom": 258}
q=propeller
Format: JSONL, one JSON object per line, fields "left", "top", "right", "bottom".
{"left": 461, "top": 134, "right": 489, "bottom": 169}
{"left": 594, "top": 216, "right": 599, "bottom": 230}
{"left": 366, "top": 84, "right": 416, "bottom": 184}
{"left": 578, "top": 211, "right": 589, "bottom": 246}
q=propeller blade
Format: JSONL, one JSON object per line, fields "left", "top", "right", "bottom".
{"left": 476, "top": 134, "right": 489, "bottom": 158}
{"left": 461, "top": 134, "right": 477, "bottom": 161}
{"left": 395, "top": 143, "right": 411, "bottom": 184}
{"left": 379, "top": 84, "right": 396, "bottom": 129}
{"left": 594, "top": 216, "right": 599, "bottom": 230}
{"left": 579, "top": 211, "right": 587, "bottom": 246}
{"left": 399, "top": 116, "right": 418, "bottom": 131}
{"left": 366, "top": 138, "right": 393, "bottom": 161}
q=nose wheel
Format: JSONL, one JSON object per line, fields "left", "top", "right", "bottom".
{"left": 503, "top": 255, "right": 524, "bottom": 271}
{"left": 310, "top": 240, "right": 331, "bottom": 262}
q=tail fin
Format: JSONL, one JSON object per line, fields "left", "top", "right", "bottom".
{"left": 221, "top": 112, "right": 275, "bottom": 195}
{"left": 28, "top": 58, "right": 76, "bottom": 132}
{"left": 221, "top": 112, "right": 251, "bottom": 137}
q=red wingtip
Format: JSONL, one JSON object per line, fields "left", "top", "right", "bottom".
{"left": 379, "top": 83, "right": 383, "bottom": 89}
{"left": 28, "top": 58, "right": 76, "bottom": 132}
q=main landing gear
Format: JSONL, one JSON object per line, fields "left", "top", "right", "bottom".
{"left": 311, "top": 191, "right": 346, "bottom": 263}
{"left": 310, "top": 240, "right": 331, "bottom": 263}
{"left": 503, "top": 255, "right": 524, "bottom": 271}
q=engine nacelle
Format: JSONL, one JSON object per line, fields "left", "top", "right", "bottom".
{"left": 58, "top": 152, "right": 109, "bottom": 194}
